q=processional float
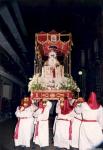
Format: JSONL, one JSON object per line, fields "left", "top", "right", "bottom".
{"left": 28, "top": 30, "right": 80, "bottom": 101}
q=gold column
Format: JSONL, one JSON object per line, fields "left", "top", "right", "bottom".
{"left": 69, "top": 51, "right": 71, "bottom": 75}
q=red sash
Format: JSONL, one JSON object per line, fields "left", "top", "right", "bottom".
{"left": 57, "top": 118, "right": 69, "bottom": 121}
{"left": 14, "top": 119, "right": 20, "bottom": 139}
{"left": 69, "top": 120, "right": 72, "bottom": 140}
{"left": 14, "top": 117, "right": 28, "bottom": 139}
{"left": 34, "top": 119, "right": 48, "bottom": 137}
{"left": 56, "top": 118, "right": 72, "bottom": 140}
{"left": 74, "top": 117, "right": 96, "bottom": 122}
{"left": 34, "top": 121, "right": 39, "bottom": 137}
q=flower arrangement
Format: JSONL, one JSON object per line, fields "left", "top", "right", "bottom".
{"left": 60, "top": 75, "right": 80, "bottom": 92}
{"left": 28, "top": 73, "right": 80, "bottom": 93}
{"left": 28, "top": 74, "right": 44, "bottom": 91}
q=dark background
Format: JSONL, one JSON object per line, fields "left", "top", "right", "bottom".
{"left": 0, "top": 0, "right": 103, "bottom": 109}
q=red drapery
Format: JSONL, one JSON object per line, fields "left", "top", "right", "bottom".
{"left": 35, "top": 30, "right": 73, "bottom": 56}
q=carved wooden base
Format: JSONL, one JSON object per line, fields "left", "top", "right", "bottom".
{"left": 31, "top": 90, "right": 73, "bottom": 100}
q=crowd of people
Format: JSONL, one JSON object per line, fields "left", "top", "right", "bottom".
{"left": 14, "top": 92, "right": 103, "bottom": 150}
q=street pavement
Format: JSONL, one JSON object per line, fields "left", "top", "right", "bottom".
{"left": 0, "top": 117, "right": 56, "bottom": 150}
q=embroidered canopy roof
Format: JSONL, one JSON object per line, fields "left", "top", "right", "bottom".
{"left": 35, "top": 30, "right": 73, "bottom": 56}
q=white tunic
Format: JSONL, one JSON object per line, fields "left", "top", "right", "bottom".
{"left": 33, "top": 101, "right": 52, "bottom": 147}
{"left": 56, "top": 101, "right": 61, "bottom": 114}
{"left": 75, "top": 102, "right": 103, "bottom": 150}
{"left": 70, "top": 111, "right": 82, "bottom": 148}
{"left": 14, "top": 105, "right": 35, "bottom": 147}
{"left": 53, "top": 111, "right": 74, "bottom": 149}
{"left": 53, "top": 101, "right": 61, "bottom": 135}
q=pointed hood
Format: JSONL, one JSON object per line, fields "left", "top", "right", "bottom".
{"left": 39, "top": 100, "right": 44, "bottom": 109}
{"left": 60, "top": 98, "right": 73, "bottom": 115}
{"left": 20, "top": 97, "right": 31, "bottom": 108}
{"left": 87, "top": 92, "right": 100, "bottom": 109}
{"left": 72, "top": 97, "right": 85, "bottom": 108}
{"left": 38, "top": 99, "right": 46, "bottom": 112}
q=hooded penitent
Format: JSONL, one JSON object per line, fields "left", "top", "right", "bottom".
{"left": 87, "top": 92, "right": 100, "bottom": 109}
{"left": 20, "top": 97, "right": 31, "bottom": 109}
{"left": 38, "top": 99, "right": 47, "bottom": 112}
{"left": 60, "top": 97, "right": 73, "bottom": 115}
{"left": 73, "top": 97, "right": 85, "bottom": 107}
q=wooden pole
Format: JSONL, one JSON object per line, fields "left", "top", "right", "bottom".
{"left": 69, "top": 51, "right": 71, "bottom": 75}
{"left": 66, "top": 55, "right": 68, "bottom": 74}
